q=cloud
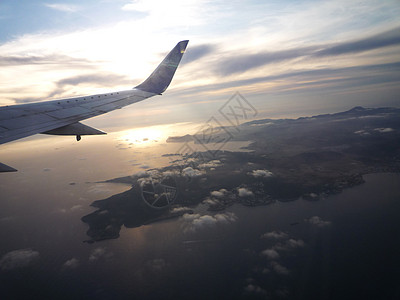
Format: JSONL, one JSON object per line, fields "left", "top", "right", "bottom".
{"left": 355, "top": 129, "right": 370, "bottom": 135}
{"left": 171, "top": 206, "right": 192, "bottom": 214}
{"left": 314, "top": 27, "right": 400, "bottom": 57}
{"left": 210, "top": 188, "right": 227, "bottom": 198}
{"left": 261, "top": 230, "right": 288, "bottom": 240}
{"left": 176, "top": 61, "right": 400, "bottom": 99}
{"left": 273, "top": 239, "right": 306, "bottom": 251}
{"left": 88, "top": 183, "right": 111, "bottom": 194}
{"left": 62, "top": 258, "right": 79, "bottom": 270}
{"left": 286, "top": 239, "right": 305, "bottom": 248}
{"left": 182, "top": 212, "right": 237, "bottom": 232}
{"left": 182, "top": 167, "right": 203, "bottom": 178}
{"left": 217, "top": 46, "right": 316, "bottom": 75}
{"left": 89, "top": 247, "right": 110, "bottom": 262}
{"left": 198, "top": 160, "right": 222, "bottom": 169}
{"left": 238, "top": 187, "right": 253, "bottom": 197}
{"left": 244, "top": 284, "right": 266, "bottom": 295}
{"left": 212, "top": 26, "right": 400, "bottom": 78}
{"left": 44, "top": 3, "right": 80, "bottom": 12}
{"left": 261, "top": 249, "right": 280, "bottom": 260}
{"left": 270, "top": 261, "right": 289, "bottom": 275}
{"left": 182, "top": 44, "right": 216, "bottom": 64}
{"left": 0, "top": 54, "right": 93, "bottom": 67}
{"left": 133, "top": 170, "right": 148, "bottom": 178}
{"left": 120, "top": 0, "right": 209, "bottom": 28}
{"left": 0, "top": 249, "right": 39, "bottom": 271}
{"left": 305, "top": 216, "right": 331, "bottom": 227}
{"left": 70, "top": 204, "right": 83, "bottom": 212}
{"left": 248, "top": 169, "right": 273, "bottom": 178}
{"left": 56, "top": 73, "right": 131, "bottom": 88}
{"left": 374, "top": 127, "right": 394, "bottom": 133}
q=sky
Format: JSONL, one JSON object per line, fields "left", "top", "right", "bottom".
{"left": 1, "top": 0, "right": 400, "bottom": 130}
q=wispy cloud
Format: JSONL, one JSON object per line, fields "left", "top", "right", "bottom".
{"left": 182, "top": 44, "right": 216, "bottom": 64}
{"left": 0, "top": 54, "right": 94, "bottom": 67}
{"left": 44, "top": 3, "right": 80, "bottom": 13}
{"left": 56, "top": 73, "right": 132, "bottom": 88}
{"left": 216, "top": 46, "right": 317, "bottom": 76}
{"left": 213, "top": 27, "right": 400, "bottom": 76}
{"left": 314, "top": 27, "right": 400, "bottom": 57}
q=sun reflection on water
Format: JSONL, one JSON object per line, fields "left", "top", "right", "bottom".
{"left": 116, "top": 122, "right": 198, "bottom": 148}
{"left": 120, "top": 127, "right": 163, "bottom": 146}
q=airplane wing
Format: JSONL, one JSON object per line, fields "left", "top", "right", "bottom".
{"left": 0, "top": 40, "right": 189, "bottom": 172}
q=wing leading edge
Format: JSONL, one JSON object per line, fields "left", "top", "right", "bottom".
{"left": 0, "top": 40, "right": 189, "bottom": 172}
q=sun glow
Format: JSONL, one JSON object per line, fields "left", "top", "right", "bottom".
{"left": 119, "top": 126, "right": 165, "bottom": 146}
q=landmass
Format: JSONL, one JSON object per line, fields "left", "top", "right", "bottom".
{"left": 82, "top": 107, "right": 400, "bottom": 242}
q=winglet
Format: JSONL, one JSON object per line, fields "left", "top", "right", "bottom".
{"left": 0, "top": 162, "right": 17, "bottom": 172}
{"left": 135, "top": 40, "right": 189, "bottom": 94}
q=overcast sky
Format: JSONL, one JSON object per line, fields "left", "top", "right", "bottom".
{"left": 1, "top": 0, "right": 399, "bottom": 126}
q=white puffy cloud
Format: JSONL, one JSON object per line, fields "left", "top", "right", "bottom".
{"left": 306, "top": 216, "right": 331, "bottom": 227}
{"left": 70, "top": 204, "right": 82, "bottom": 212}
{"left": 89, "top": 247, "right": 110, "bottom": 262}
{"left": 199, "top": 160, "right": 222, "bottom": 168}
{"left": 182, "top": 167, "right": 203, "bottom": 177}
{"left": 261, "top": 230, "right": 288, "bottom": 239}
{"left": 210, "top": 188, "right": 227, "bottom": 198}
{"left": 62, "top": 258, "right": 79, "bottom": 270}
{"left": 88, "top": 183, "right": 111, "bottom": 194}
{"left": 261, "top": 249, "right": 280, "bottom": 260}
{"left": 270, "top": 261, "right": 290, "bottom": 275}
{"left": 238, "top": 187, "right": 254, "bottom": 197}
{"left": 162, "top": 170, "right": 178, "bottom": 177}
{"left": 171, "top": 206, "right": 192, "bottom": 214}
{"left": 354, "top": 129, "right": 370, "bottom": 135}
{"left": 182, "top": 212, "right": 237, "bottom": 232}
{"left": 274, "top": 239, "right": 306, "bottom": 251}
{"left": 133, "top": 170, "right": 148, "bottom": 178}
{"left": 374, "top": 127, "right": 394, "bottom": 133}
{"left": 286, "top": 239, "right": 305, "bottom": 248}
{"left": 244, "top": 284, "right": 266, "bottom": 294}
{"left": 248, "top": 169, "right": 273, "bottom": 178}
{"left": 0, "top": 249, "right": 39, "bottom": 271}
{"left": 203, "top": 198, "right": 219, "bottom": 205}
{"left": 182, "top": 213, "right": 201, "bottom": 221}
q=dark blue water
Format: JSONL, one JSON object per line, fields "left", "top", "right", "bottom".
{"left": 1, "top": 173, "right": 399, "bottom": 299}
